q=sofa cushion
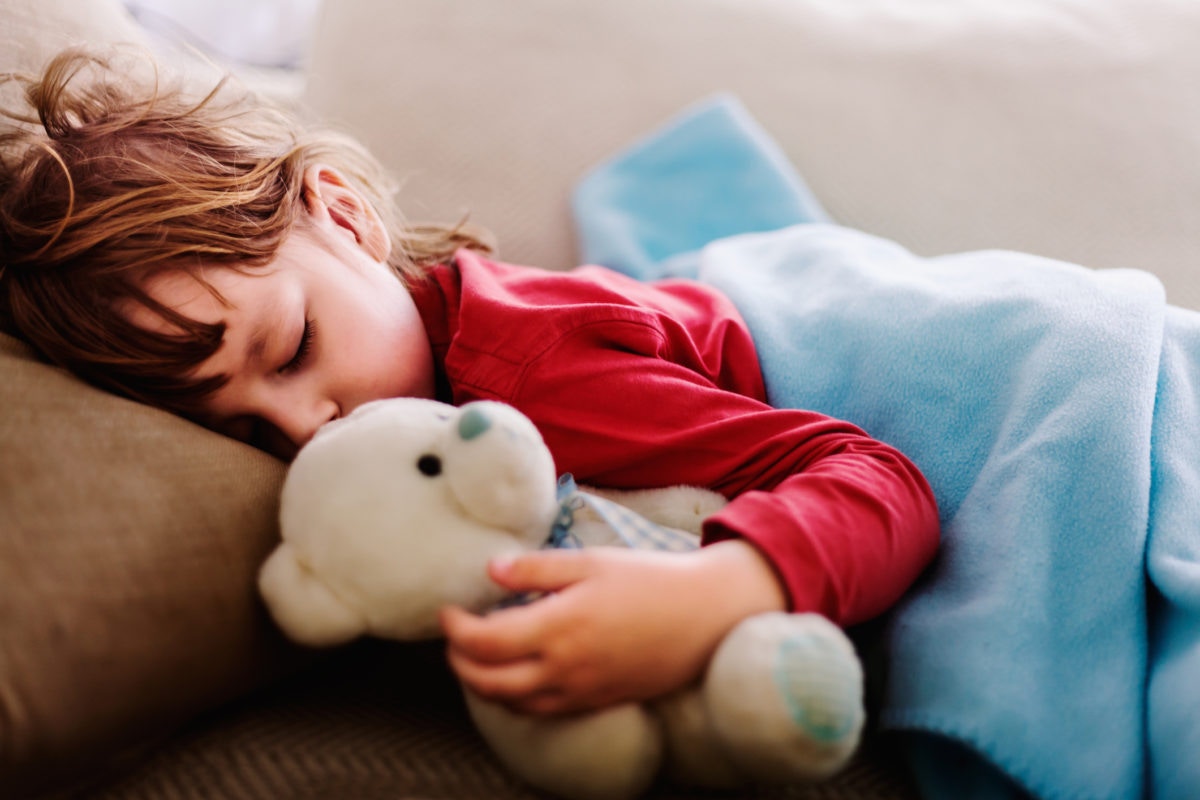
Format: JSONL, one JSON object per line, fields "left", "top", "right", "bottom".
{"left": 303, "top": 0, "right": 1200, "bottom": 309}
{"left": 86, "top": 640, "right": 920, "bottom": 800}
{"left": 0, "top": 331, "right": 304, "bottom": 797}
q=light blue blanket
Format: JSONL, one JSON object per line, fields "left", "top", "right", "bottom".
{"left": 572, "top": 95, "right": 1200, "bottom": 800}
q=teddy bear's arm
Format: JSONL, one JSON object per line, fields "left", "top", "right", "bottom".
{"left": 258, "top": 543, "right": 367, "bottom": 647}
{"left": 581, "top": 485, "right": 727, "bottom": 536}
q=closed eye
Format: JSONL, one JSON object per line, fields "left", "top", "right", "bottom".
{"left": 279, "top": 318, "right": 316, "bottom": 375}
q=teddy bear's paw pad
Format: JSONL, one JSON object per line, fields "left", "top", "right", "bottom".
{"left": 774, "top": 624, "right": 863, "bottom": 744}
{"left": 702, "top": 612, "right": 865, "bottom": 784}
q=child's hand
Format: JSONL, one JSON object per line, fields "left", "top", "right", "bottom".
{"left": 438, "top": 540, "right": 786, "bottom": 715}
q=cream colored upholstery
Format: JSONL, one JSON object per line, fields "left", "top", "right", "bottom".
{"left": 306, "top": 0, "right": 1200, "bottom": 308}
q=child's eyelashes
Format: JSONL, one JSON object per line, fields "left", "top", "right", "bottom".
{"left": 279, "top": 318, "right": 316, "bottom": 375}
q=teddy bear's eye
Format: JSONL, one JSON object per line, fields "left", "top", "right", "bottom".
{"left": 417, "top": 454, "right": 442, "bottom": 477}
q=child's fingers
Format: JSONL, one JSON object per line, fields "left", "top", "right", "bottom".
{"left": 439, "top": 603, "right": 548, "bottom": 662}
{"left": 446, "top": 645, "right": 552, "bottom": 702}
{"left": 486, "top": 549, "right": 596, "bottom": 592}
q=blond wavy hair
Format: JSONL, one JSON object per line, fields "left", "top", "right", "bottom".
{"left": 0, "top": 46, "right": 492, "bottom": 415}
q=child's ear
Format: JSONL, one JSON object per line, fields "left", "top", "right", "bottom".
{"left": 301, "top": 164, "right": 391, "bottom": 262}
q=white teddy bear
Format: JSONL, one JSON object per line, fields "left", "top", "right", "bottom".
{"left": 259, "top": 397, "right": 866, "bottom": 800}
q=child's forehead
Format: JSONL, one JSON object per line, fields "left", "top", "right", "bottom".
{"left": 127, "top": 268, "right": 238, "bottom": 331}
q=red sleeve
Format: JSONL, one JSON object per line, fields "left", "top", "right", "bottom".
{"left": 505, "top": 317, "right": 939, "bottom": 627}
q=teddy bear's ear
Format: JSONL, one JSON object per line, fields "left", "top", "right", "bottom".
{"left": 258, "top": 543, "right": 366, "bottom": 647}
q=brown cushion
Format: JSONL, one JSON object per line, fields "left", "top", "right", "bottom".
{"left": 0, "top": 331, "right": 305, "bottom": 797}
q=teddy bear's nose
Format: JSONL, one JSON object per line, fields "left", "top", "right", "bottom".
{"left": 457, "top": 404, "right": 492, "bottom": 441}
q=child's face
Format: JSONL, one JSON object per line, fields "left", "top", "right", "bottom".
{"left": 136, "top": 216, "right": 434, "bottom": 459}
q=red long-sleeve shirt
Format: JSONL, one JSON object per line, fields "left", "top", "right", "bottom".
{"left": 411, "top": 249, "right": 939, "bottom": 626}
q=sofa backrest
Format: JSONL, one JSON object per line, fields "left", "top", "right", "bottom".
{"left": 303, "top": 0, "right": 1200, "bottom": 309}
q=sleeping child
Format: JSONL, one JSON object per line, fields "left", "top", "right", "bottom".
{"left": 11, "top": 43, "right": 1192, "bottom": 800}
{"left": 0, "top": 47, "right": 939, "bottom": 786}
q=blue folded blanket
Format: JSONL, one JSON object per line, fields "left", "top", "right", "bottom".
{"left": 573, "top": 95, "right": 1200, "bottom": 800}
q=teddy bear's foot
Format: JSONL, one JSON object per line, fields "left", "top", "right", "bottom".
{"left": 702, "top": 611, "right": 865, "bottom": 784}
{"left": 654, "top": 688, "right": 745, "bottom": 789}
{"left": 464, "top": 689, "right": 663, "bottom": 800}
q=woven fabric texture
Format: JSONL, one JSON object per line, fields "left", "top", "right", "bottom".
{"left": 79, "top": 641, "right": 918, "bottom": 800}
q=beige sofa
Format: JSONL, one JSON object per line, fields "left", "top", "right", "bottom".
{"left": 4, "top": 1, "right": 1199, "bottom": 797}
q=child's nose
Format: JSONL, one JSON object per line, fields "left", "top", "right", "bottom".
{"left": 271, "top": 399, "right": 339, "bottom": 453}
